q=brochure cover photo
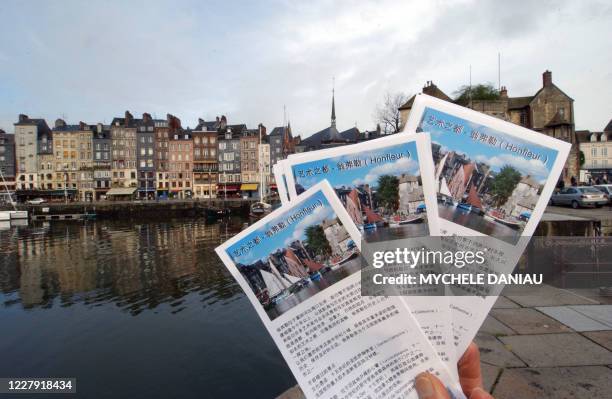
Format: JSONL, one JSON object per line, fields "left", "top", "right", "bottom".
{"left": 218, "top": 183, "right": 361, "bottom": 321}
{"left": 284, "top": 134, "right": 438, "bottom": 242}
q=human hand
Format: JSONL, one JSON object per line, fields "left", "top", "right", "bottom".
{"left": 415, "top": 342, "right": 494, "bottom": 399}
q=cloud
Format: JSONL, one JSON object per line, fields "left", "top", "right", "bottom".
{"left": 474, "top": 153, "right": 549, "bottom": 178}
{"left": 0, "top": 1, "right": 611, "bottom": 135}
{"left": 352, "top": 156, "right": 418, "bottom": 186}
{"left": 284, "top": 204, "right": 335, "bottom": 247}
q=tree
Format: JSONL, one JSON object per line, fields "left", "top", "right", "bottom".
{"left": 376, "top": 175, "right": 399, "bottom": 213}
{"left": 490, "top": 166, "right": 521, "bottom": 206}
{"left": 374, "top": 91, "right": 409, "bottom": 134}
{"left": 305, "top": 225, "right": 331, "bottom": 257}
{"left": 454, "top": 83, "right": 499, "bottom": 106}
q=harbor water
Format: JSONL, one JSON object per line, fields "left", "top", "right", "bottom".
{"left": 0, "top": 217, "right": 296, "bottom": 398}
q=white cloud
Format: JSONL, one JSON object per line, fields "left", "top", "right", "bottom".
{"left": 284, "top": 204, "right": 335, "bottom": 247}
{"left": 0, "top": 1, "right": 611, "bottom": 135}
{"left": 352, "top": 156, "right": 418, "bottom": 186}
{"left": 474, "top": 153, "right": 549, "bottom": 178}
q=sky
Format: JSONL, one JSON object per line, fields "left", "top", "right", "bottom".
{"left": 419, "top": 107, "right": 559, "bottom": 183}
{"left": 1, "top": 0, "right": 611, "bottom": 137}
{"left": 226, "top": 189, "right": 337, "bottom": 265}
{"left": 290, "top": 141, "right": 420, "bottom": 189}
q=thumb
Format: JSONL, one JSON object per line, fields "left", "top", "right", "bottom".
{"left": 415, "top": 372, "right": 451, "bottom": 399}
{"left": 469, "top": 387, "right": 495, "bottom": 399}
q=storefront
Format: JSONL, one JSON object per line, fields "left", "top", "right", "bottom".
{"left": 240, "top": 183, "right": 259, "bottom": 199}
{"left": 105, "top": 187, "right": 137, "bottom": 201}
{"left": 216, "top": 184, "right": 241, "bottom": 199}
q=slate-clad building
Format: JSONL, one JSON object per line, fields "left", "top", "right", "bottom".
{"left": 136, "top": 113, "right": 156, "bottom": 199}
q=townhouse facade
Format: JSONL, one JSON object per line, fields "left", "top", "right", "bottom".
{"left": 168, "top": 131, "right": 193, "bottom": 199}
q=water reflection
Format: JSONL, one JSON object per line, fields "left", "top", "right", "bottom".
{"left": 439, "top": 205, "right": 520, "bottom": 245}
{"left": 0, "top": 218, "right": 244, "bottom": 314}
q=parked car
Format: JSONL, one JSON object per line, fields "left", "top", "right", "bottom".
{"left": 593, "top": 184, "right": 612, "bottom": 204}
{"left": 550, "top": 186, "right": 608, "bottom": 208}
{"left": 27, "top": 198, "right": 46, "bottom": 205}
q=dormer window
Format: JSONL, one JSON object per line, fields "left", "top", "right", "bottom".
{"left": 591, "top": 134, "right": 597, "bottom": 142}
{"left": 602, "top": 134, "right": 608, "bottom": 142}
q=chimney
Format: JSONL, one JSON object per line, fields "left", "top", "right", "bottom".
{"left": 79, "top": 121, "right": 87, "bottom": 130}
{"left": 543, "top": 70, "right": 552, "bottom": 87}
{"left": 142, "top": 112, "right": 152, "bottom": 122}
{"left": 500, "top": 86, "right": 508, "bottom": 99}
{"left": 54, "top": 118, "right": 66, "bottom": 128}
{"left": 18, "top": 114, "right": 28, "bottom": 123}
{"left": 220, "top": 115, "right": 227, "bottom": 129}
{"left": 97, "top": 123, "right": 103, "bottom": 133}
{"left": 258, "top": 123, "right": 266, "bottom": 137}
{"left": 124, "top": 110, "right": 133, "bottom": 125}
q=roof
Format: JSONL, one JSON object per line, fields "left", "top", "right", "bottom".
{"left": 300, "top": 126, "right": 352, "bottom": 150}
{"left": 399, "top": 95, "right": 416, "bottom": 111}
{"left": 604, "top": 119, "right": 612, "bottom": 133}
{"left": 520, "top": 176, "right": 540, "bottom": 188}
{"left": 398, "top": 174, "right": 418, "bottom": 184}
{"left": 321, "top": 218, "right": 339, "bottom": 230}
{"left": 507, "top": 96, "right": 534, "bottom": 110}
{"left": 106, "top": 187, "right": 137, "bottom": 196}
{"left": 575, "top": 130, "right": 592, "bottom": 143}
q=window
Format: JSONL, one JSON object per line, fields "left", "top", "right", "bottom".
{"left": 219, "top": 142, "right": 226, "bottom": 150}
{"left": 592, "top": 148, "right": 597, "bottom": 156}
{"left": 602, "top": 148, "right": 608, "bottom": 156}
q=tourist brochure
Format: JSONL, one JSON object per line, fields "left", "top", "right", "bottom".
{"left": 405, "top": 93, "right": 571, "bottom": 356}
{"left": 273, "top": 134, "right": 459, "bottom": 374}
{"left": 215, "top": 181, "right": 465, "bottom": 399}
{"left": 273, "top": 162, "right": 290, "bottom": 204}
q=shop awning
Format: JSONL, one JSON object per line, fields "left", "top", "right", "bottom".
{"left": 106, "top": 187, "right": 137, "bottom": 196}
{"left": 240, "top": 184, "right": 259, "bottom": 191}
{"left": 218, "top": 184, "right": 240, "bottom": 192}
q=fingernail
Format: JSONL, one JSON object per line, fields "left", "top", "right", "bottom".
{"left": 415, "top": 373, "right": 434, "bottom": 398}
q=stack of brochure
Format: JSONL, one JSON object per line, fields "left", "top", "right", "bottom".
{"left": 215, "top": 94, "right": 570, "bottom": 399}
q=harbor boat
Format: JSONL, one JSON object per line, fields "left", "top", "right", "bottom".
{"left": 250, "top": 201, "right": 272, "bottom": 218}
{"left": 388, "top": 214, "right": 423, "bottom": 227}
{"left": 364, "top": 206, "right": 385, "bottom": 227}
{"left": 329, "top": 250, "right": 359, "bottom": 270}
{"left": 486, "top": 210, "right": 524, "bottom": 230}
{"left": 0, "top": 169, "right": 27, "bottom": 222}
{"left": 465, "top": 186, "right": 483, "bottom": 215}
{"left": 457, "top": 202, "right": 472, "bottom": 212}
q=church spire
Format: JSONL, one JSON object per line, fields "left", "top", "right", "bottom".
{"left": 331, "top": 77, "right": 336, "bottom": 128}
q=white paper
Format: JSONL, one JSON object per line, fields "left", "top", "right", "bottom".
{"left": 279, "top": 134, "right": 458, "bottom": 376}
{"left": 273, "top": 161, "right": 290, "bottom": 204}
{"left": 404, "top": 94, "right": 571, "bottom": 356}
{"left": 216, "top": 181, "right": 465, "bottom": 399}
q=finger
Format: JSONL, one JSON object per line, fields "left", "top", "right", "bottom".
{"left": 469, "top": 387, "right": 495, "bottom": 399}
{"left": 415, "top": 372, "right": 451, "bottom": 399}
{"left": 458, "top": 342, "right": 484, "bottom": 394}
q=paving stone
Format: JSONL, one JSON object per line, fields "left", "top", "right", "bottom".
{"left": 492, "top": 366, "right": 612, "bottom": 399}
{"left": 571, "top": 305, "right": 612, "bottom": 327}
{"left": 480, "top": 363, "right": 501, "bottom": 392}
{"left": 474, "top": 333, "right": 525, "bottom": 368}
{"left": 567, "top": 288, "right": 612, "bottom": 304}
{"left": 583, "top": 330, "right": 612, "bottom": 351}
{"left": 537, "top": 306, "right": 611, "bottom": 332}
{"left": 276, "top": 385, "right": 305, "bottom": 399}
{"left": 492, "top": 296, "right": 521, "bottom": 309}
{"left": 500, "top": 333, "right": 612, "bottom": 367}
{"left": 478, "top": 315, "right": 516, "bottom": 336}
{"left": 503, "top": 284, "right": 597, "bottom": 307}
{"left": 490, "top": 308, "right": 572, "bottom": 334}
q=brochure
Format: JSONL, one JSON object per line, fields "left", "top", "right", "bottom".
{"left": 216, "top": 181, "right": 465, "bottom": 399}
{"left": 404, "top": 93, "right": 571, "bottom": 355}
{"left": 276, "top": 134, "right": 458, "bottom": 374}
